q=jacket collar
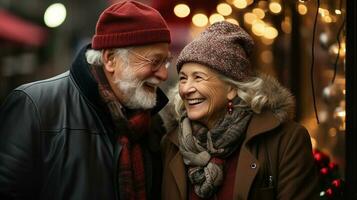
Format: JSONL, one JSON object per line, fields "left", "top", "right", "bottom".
{"left": 69, "top": 44, "right": 168, "bottom": 115}
{"left": 245, "top": 110, "right": 281, "bottom": 142}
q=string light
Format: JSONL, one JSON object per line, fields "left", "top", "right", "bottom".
{"left": 269, "top": 2, "right": 282, "bottom": 14}
{"left": 252, "top": 8, "right": 265, "bottom": 19}
{"left": 263, "top": 26, "right": 278, "bottom": 39}
{"left": 209, "top": 13, "right": 225, "bottom": 25}
{"left": 243, "top": 12, "right": 257, "bottom": 24}
{"left": 318, "top": 8, "right": 329, "bottom": 17}
{"left": 251, "top": 19, "right": 265, "bottom": 36}
{"left": 298, "top": 3, "right": 308, "bottom": 15}
{"left": 233, "top": 0, "right": 248, "bottom": 9}
{"left": 217, "top": 3, "right": 232, "bottom": 16}
{"left": 226, "top": 18, "right": 239, "bottom": 25}
{"left": 44, "top": 3, "right": 67, "bottom": 28}
{"left": 192, "top": 13, "right": 208, "bottom": 27}
{"left": 174, "top": 4, "right": 190, "bottom": 18}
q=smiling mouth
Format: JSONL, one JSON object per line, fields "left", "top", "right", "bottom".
{"left": 144, "top": 82, "right": 157, "bottom": 88}
{"left": 140, "top": 84, "right": 156, "bottom": 94}
{"left": 187, "top": 98, "right": 205, "bottom": 105}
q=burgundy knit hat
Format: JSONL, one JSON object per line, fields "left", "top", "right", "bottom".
{"left": 176, "top": 21, "right": 255, "bottom": 81}
{"left": 92, "top": 1, "right": 171, "bottom": 49}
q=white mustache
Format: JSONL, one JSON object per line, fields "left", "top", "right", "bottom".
{"left": 144, "top": 77, "right": 161, "bottom": 86}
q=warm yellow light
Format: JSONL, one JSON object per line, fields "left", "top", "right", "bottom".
{"left": 226, "top": 18, "right": 239, "bottom": 26}
{"left": 261, "top": 50, "right": 273, "bottom": 64}
{"left": 310, "top": 137, "right": 317, "bottom": 149}
{"left": 44, "top": 3, "right": 67, "bottom": 28}
{"left": 261, "top": 37, "right": 274, "bottom": 45}
{"left": 233, "top": 0, "right": 248, "bottom": 9}
{"left": 323, "top": 15, "right": 332, "bottom": 23}
{"left": 328, "top": 128, "right": 337, "bottom": 137}
{"left": 252, "top": 20, "right": 265, "bottom": 36}
{"left": 252, "top": 8, "right": 265, "bottom": 19}
{"left": 192, "top": 13, "right": 208, "bottom": 27}
{"left": 335, "top": 9, "right": 342, "bottom": 15}
{"left": 319, "top": 8, "right": 329, "bottom": 17}
{"left": 337, "top": 110, "right": 346, "bottom": 117}
{"left": 209, "top": 13, "right": 225, "bottom": 25}
{"left": 174, "top": 4, "right": 190, "bottom": 18}
{"left": 281, "top": 17, "right": 291, "bottom": 34}
{"left": 297, "top": 4, "right": 308, "bottom": 15}
{"left": 269, "top": 2, "right": 282, "bottom": 14}
{"left": 340, "top": 42, "right": 346, "bottom": 57}
{"left": 244, "top": 12, "right": 257, "bottom": 24}
{"left": 264, "top": 26, "right": 278, "bottom": 39}
{"left": 329, "top": 43, "right": 339, "bottom": 55}
{"left": 217, "top": 3, "right": 232, "bottom": 16}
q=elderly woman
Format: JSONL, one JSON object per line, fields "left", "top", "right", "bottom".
{"left": 160, "top": 21, "right": 319, "bottom": 200}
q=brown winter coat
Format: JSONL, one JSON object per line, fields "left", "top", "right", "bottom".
{"left": 160, "top": 75, "right": 319, "bottom": 200}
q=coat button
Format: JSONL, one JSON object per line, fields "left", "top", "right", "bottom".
{"left": 250, "top": 162, "right": 257, "bottom": 169}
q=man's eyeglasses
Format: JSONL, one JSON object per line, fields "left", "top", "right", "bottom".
{"left": 128, "top": 50, "right": 172, "bottom": 71}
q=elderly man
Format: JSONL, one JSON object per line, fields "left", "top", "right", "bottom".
{"left": 0, "top": 1, "right": 171, "bottom": 200}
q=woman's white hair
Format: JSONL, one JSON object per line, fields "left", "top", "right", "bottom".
{"left": 85, "top": 48, "right": 131, "bottom": 66}
{"left": 173, "top": 74, "right": 268, "bottom": 117}
{"left": 220, "top": 75, "right": 268, "bottom": 113}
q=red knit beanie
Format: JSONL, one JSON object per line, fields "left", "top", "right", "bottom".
{"left": 92, "top": 1, "right": 171, "bottom": 49}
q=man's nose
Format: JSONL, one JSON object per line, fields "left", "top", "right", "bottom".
{"left": 153, "top": 65, "right": 168, "bottom": 81}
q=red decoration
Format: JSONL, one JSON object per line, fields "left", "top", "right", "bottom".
{"left": 328, "top": 162, "right": 337, "bottom": 170}
{"left": 320, "top": 167, "right": 329, "bottom": 175}
{"left": 326, "top": 188, "right": 334, "bottom": 197}
{"left": 332, "top": 179, "right": 341, "bottom": 188}
{"left": 313, "top": 149, "right": 344, "bottom": 199}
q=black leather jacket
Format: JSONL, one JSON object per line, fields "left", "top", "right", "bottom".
{"left": 0, "top": 45, "right": 168, "bottom": 200}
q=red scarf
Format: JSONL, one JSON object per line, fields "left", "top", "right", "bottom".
{"left": 91, "top": 65, "right": 149, "bottom": 200}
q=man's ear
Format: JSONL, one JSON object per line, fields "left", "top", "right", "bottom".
{"left": 102, "top": 49, "right": 115, "bottom": 73}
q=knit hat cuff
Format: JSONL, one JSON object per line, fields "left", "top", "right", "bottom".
{"left": 92, "top": 28, "right": 171, "bottom": 49}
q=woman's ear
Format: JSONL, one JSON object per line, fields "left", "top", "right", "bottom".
{"left": 102, "top": 49, "right": 115, "bottom": 73}
{"left": 227, "top": 85, "right": 238, "bottom": 100}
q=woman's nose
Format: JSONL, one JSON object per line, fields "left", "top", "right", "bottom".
{"left": 180, "top": 81, "right": 197, "bottom": 95}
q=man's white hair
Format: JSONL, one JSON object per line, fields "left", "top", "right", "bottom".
{"left": 85, "top": 48, "right": 130, "bottom": 66}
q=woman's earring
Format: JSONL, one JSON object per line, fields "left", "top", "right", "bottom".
{"left": 227, "top": 100, "right": 233, "bottom": 114}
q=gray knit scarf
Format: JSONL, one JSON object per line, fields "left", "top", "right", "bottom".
{"left": 178, "top": 100, "right": 253, "bottom": 198}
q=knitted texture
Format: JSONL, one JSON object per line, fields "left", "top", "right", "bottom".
{"left": 92, "top": 0, "right": 171, "bottom": 49}
{"left": 177, "top": 21, "right": 254, "bottom": 81}
{"left": 178, "top": 98, "right": 253, "bottom": 198}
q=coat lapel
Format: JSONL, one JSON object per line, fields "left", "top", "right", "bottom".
{"left": 233, "top": 111, "right": 281, "bottom": 199}
{"left": 167, "top": 130, "right": 187, "bottom": 200}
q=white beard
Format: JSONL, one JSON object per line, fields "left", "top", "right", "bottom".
{"left": 114, "top": 67, "right": 159, "bottom": 109}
